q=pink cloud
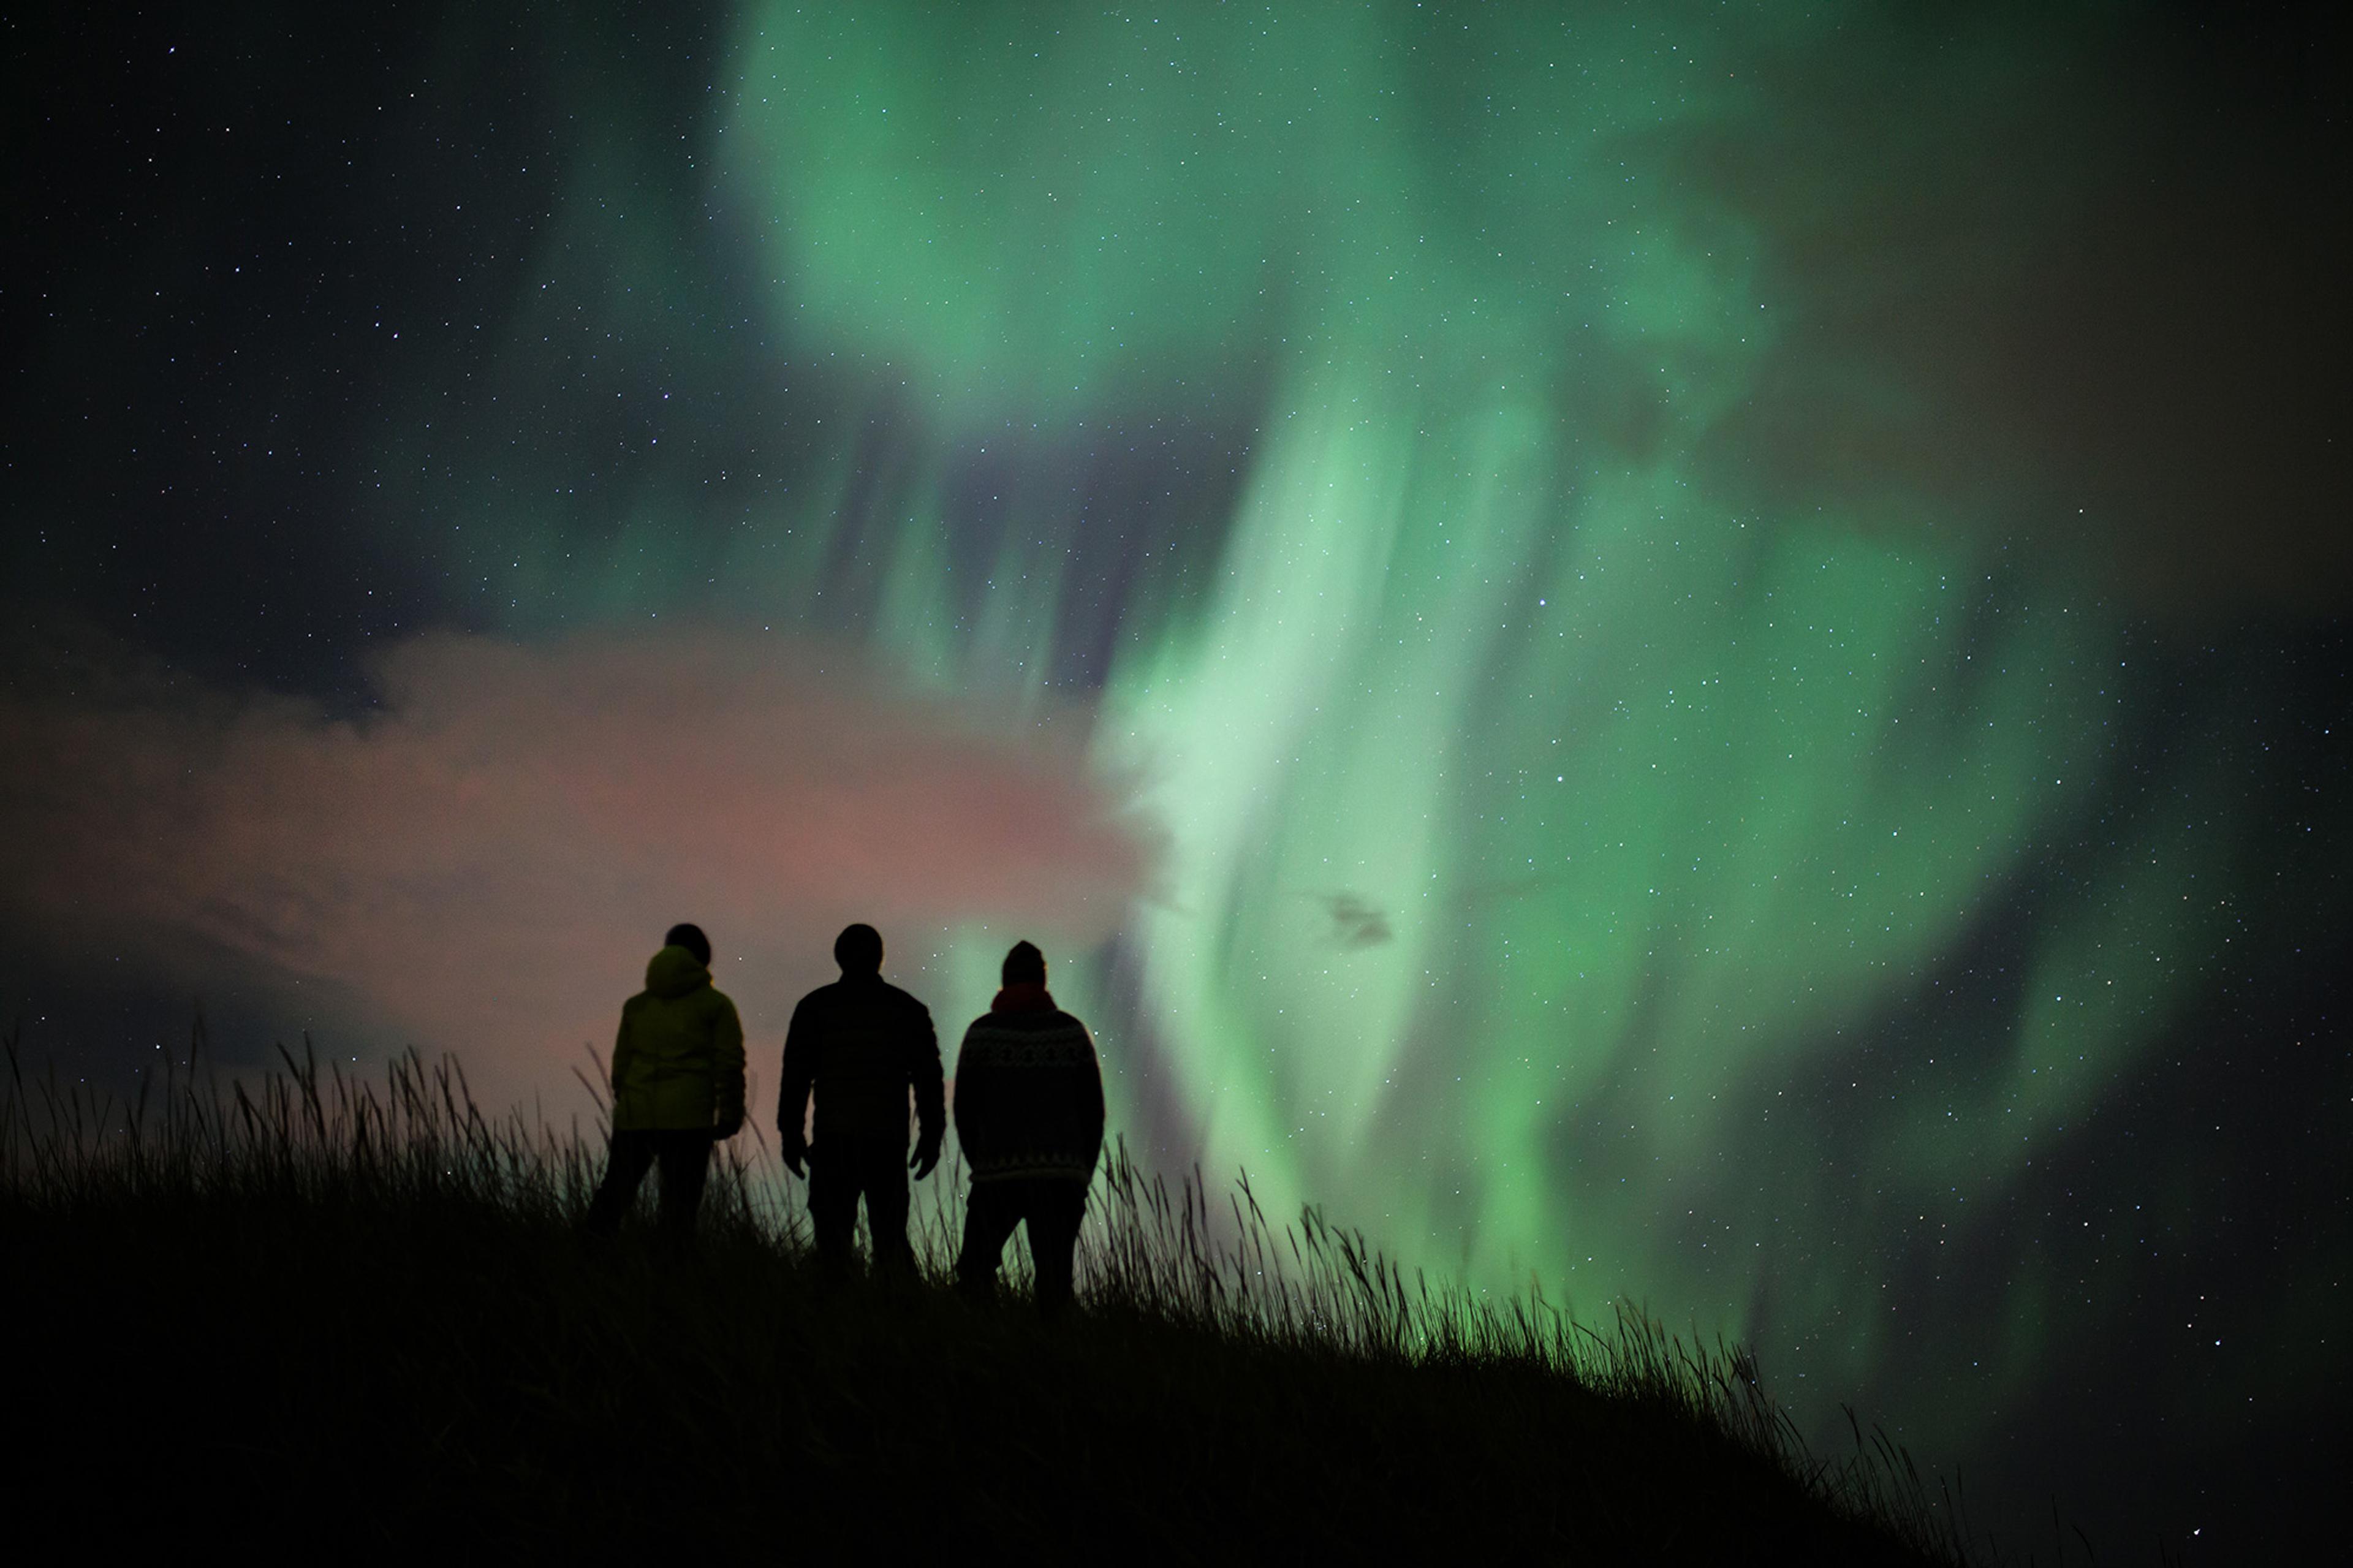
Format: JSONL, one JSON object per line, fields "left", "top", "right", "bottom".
{"left": 0, "top": 629, "right": 1154, "bottom": 1109}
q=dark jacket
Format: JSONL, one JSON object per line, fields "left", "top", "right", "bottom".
{"left": 778, "top": 975, "right": 944, "bottom": 1148}
{"left": 612, "top": 945, "right": 746, "bottom": 1132}
{"left": 952, "top": 983, "right": 1105, "bottom": 1184}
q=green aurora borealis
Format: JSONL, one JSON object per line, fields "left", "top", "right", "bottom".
{"left": 438, "top": 0, "right": 2333, "bottom": 1468}
{"left": 447, "top": 0, "right": 2324, "bottom": 1449}
{"left": 7, "top": 1, "right": 2347, "bottom": 1550}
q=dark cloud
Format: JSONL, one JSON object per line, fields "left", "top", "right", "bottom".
{"left": 1672, "top": 6, "right": 2351, "bottom": 621}
{"left": 1318, "top": 893, "right": 1393, "bottom": 950}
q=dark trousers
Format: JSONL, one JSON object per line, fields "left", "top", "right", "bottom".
{"left": 957, "top": 1178, "right": 1086, "bottom": 1312}
{"left": 807, "top": 1137, "right": 912, "bottom": 1273}
{"left": 586, "top": 1129, "right": 713, "bottom": 1241}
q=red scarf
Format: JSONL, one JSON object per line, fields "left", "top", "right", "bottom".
{"left": 991, "top": 982, "right": 1054, "bottom": 1013}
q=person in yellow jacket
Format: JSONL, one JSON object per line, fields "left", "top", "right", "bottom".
{"left": 585, "top": 923, "right": 746, "bottom": 1242}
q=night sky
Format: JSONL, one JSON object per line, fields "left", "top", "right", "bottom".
{"left": 6, "top": 3, "right": 2347, "bottom": 1556}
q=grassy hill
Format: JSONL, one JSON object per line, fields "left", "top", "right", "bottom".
{"left": 5, "top": 1032, "right": 1978, "bottom": 1562}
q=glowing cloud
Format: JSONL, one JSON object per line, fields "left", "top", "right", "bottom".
{"left": 0, "top": 629, "right": 1156, "bottom": 1104}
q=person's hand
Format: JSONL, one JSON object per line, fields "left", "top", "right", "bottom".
{"left": 711, "top": 1110, "right": 743, "bottom": 1141}
{"left": 778, "top": 1126, "right": 807, "bottom": 1178}
{"left": 909, "top": 1134, "right": 941, "bottom": 1181}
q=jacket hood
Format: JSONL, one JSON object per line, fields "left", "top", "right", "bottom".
{"left": 645, "top": 944, "right": 712, "bottom": 999}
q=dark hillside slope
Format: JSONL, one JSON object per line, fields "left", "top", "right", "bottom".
{"left": 4, "top": 1045, "right": 1963, "bottom": 1562}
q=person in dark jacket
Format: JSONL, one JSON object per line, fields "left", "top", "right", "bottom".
{"left": 777, "top": 923, "right": 944, "bottom": 1274}
{"left": 586, "top": 922, "right": 746, "bottom": 1242}
{"left": 952, "top": 941, "right": 1105, "bottom": 1314}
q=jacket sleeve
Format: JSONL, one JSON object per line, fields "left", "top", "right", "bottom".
{"left": 711, "top": 994, "right": 746, "bottom": 1126}
{"left": 1078, "top": 1023, "right": 1107, "bottom": 1161}
{"left": 909, "top": 1001, "right": 945, "bottom": 1148}
{"left": 949, "top": 1022, "right": 981, "bottom": 1154}
{"left": 777, "top": 996, "right": 816, "bottom": 1140}
{"left": 610, "top": 1001, "right": 637, "bottom": 1105}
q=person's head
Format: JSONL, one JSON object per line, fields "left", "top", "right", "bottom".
{"left": 1001, "top": 940, "right": 1045, "bottom": 988}
{"left": 834, "top": 923, "right": 884, "bottom": 975}
{"left": 664, "top": 923, "right": 711, "bottom": 966}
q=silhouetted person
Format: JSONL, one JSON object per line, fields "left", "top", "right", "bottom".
{"left": 777, "top": 923, "right": 944, "bottom": 1275}
{"left": 952, "top": 941, "right": 1105, "bottom": 1314}
{"left": 586, "top": 922, "right": 746, "bottom": 1243}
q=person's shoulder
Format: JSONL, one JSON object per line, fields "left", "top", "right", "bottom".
{"left": 968, "top": 1007, "right": 1089, "bottom": 1037}
{"left": 881, "top": 980, "right": 931, "bottom": 1015}
{"left": 702, "top": 984, "right": 741, "bottom": 1013}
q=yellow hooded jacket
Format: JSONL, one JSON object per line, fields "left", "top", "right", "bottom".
{"left": 610, "top": 945, "right": 746, "bottom": 1132}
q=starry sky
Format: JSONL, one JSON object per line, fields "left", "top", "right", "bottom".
{"left": 4, "top": 2, "right": 2347, "bottom": 1556}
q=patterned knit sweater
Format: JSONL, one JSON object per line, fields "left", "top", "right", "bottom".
{"left": 951, "top": 985, "right": 1105, "bottom": 1184}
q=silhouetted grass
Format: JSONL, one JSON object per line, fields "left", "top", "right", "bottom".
{"left": 4, "top": 1020, "right": 1990, "bottom": 1562}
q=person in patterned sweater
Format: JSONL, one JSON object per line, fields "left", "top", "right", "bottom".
{"left": 951, "top": 941, "right": 1105, "bottom": 1314}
